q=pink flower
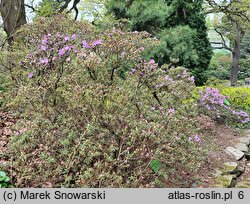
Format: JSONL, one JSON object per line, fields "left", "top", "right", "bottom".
{"left": 41, "top": 39, "right": 48, "bottom": 45}
{"left": 167, "top": 108, "right": 175, "bottom": 115}
{"left": 194, "top": 135, "right": 201, "bottom": 142}
{"left": 28, "top": 72, "right": 33, "bottom": 78}
{"left": 149, "top": 59, "right": 155, "bottom": 64}
{"left": 92, "top": 39, "right": 102, "bottom": 47}
{"left": 66, "top": 57, "right": 71, "bottom": 62}
{"left": 39, "top": 58, "right": 49, "bottom": 65}
{"left": 40, "top": 45, "right": 47, "bottom": 51}
{"left": 64, "top": 36, "right": 70, "bottom": 41}
{"left": 82, "top": 52, "right": 87, "bottom": 59}
{"left": 139, "top": 47, "right": 144, "bottom": 51}
{"left": 64, "top": 46, "right": 71, "bottom": 51}
{"left": 71, "top": 34, "right": 77, "bottom": 40}
{"left": 82, "top": 40, "right": 91, "bottom": 49}
{"left": 189, "top": 76, "right": 195, "bottom": 82}
{"left": 59, "top": 48, "right": 65, "bottom": 56}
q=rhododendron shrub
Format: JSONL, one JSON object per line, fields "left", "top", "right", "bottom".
{"left": 198, "top": 87, "right": 249, "bottom": 124}
{"left": 7, "top": 16, "right": 205, "bottom": 187}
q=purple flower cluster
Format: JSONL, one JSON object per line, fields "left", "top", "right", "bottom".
{"left": 176, "top": 69, "right": 195, "bottom": 83}
{"left": 24, "top": 33, "right": 104, "bottom": 76}
{"left": 188, "top": 135, "right": 201, "bottom": 143}
{"left": 129, "top": 59, "right": 157, "bottom": 76}
{"left": 155, "top": 75, "right": 174, "bottom": 89}
{"left": 200, "top": 87, "right": 227, "bottom": 110}
{"left": 199, "top": 87, "right": 249, "bottom": 124}
{"left": 167, "top": 108, "right": 175, "bottom": 115}
{"left": 231, "top": 110, "right": 250, "bottom": 123}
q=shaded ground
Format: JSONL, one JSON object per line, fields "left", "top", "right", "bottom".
{"left": 196, "top": 122, "right": 241, "bottom": 187}
{"left": 0, "top": 112, "right": 15, "bottom": 166}
{"left": 0, "top": 111, "right": 244, "bottom": 188}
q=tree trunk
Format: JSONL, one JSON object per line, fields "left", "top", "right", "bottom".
{"left": 0, "top": 0, "right": 27, "bottom": 45}
{"left": 230, "top": 28, "right": 241, "bottom": 86}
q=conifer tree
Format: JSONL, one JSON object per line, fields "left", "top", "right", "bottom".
{"left": 107, "top": 0, "right": 213, "bottom": 85}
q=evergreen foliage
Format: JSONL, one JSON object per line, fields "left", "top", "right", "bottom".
{"left": 107, "top": 0, "right": 213, "bottom": 85}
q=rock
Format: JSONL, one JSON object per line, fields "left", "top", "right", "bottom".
{"left": 234, "top": 143, "right": 249, "bottom": 152}
{"left": 225, "top": 147, "right": 244, "bottom": 160}
{"left": 213, "top": 169, "right": 223, "bottom": 177}
{"left": 213, "top": 184, "right": 224, "bottom": 188}
{"left": 242, "top": 129, "right": 250, "bottom": 136}
{"left": 217, "top": 175, "right": 237, "bottom": 188}
{"left": 239, "top": 137, "right": 250, "bottom": 145}
{"left": 235, "top": 181, "right": 250, "bottom": 188}
{"left": 220, "top": 162, "right": 238, "bottom": 174}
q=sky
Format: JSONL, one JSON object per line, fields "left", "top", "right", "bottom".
{"left": 25, "top": 0, "right": 74, "bottom": 22}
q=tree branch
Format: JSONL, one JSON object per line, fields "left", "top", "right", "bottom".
{"left": 24, "top": 3, "right": 36, "bottom": 12}
{"left": 67, "top": 0, "right": 81, "bottom": 20}
{"left": 214, "top": 27, "right": 233, "bottom": 52}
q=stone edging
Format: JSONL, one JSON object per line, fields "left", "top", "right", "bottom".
{"left": 213, "top": 130, "right": 250, "bottom": 188}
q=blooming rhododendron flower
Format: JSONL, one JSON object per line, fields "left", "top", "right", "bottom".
{"left": 92, "top": 39, "right": 102, "bottom": 47}
{"left": 28, "top": 72, "right": 33, "bottom": 78}
{"left": 39, "top": 58, "right": 49, "bottom": 65}
{"left": 139, "top": 47, "right": 144, "bottom": 51}
{"left": 167, "top": 108, "right": 175, "bottom": 116}
{"left": 59, "top": 48, "right": 65, "bottom": 56}
{"left": 41, "top": 39, "right": 48, "bottom": 45}
{"left": 132, "top": 31, "right": 139, "bottom": 34}
{"left": 194, "top": 135, "right": 201, "bottom": 142}
{"left": 82, "top": 52, "right": 87, "bottom": 59}
{"left": 40, "top": 45, "right": 47, "bottom": 51}
{"left": 189, "top": 76, "right": 195, "bottom": 82}
{"left": 149, "top": 59, "right": 155, "bottom": 64}
{"left": 82, "top": 40, "right": 91, "bottom": 49}
{"left": 64, "top": 46, "right": 71, "bottom": 51}
{"left": 64, "top": 36, "right": 70, "bottom": 41}
{"left": 71, "top": 34, "right": 77, "bottom": 40}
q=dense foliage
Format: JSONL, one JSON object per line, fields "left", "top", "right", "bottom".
{"left": 106, "top": 0, "right": 213, "bottom": 85}
{"left": 0, "top": 15, "right": 212, "bottom": 187}
{"left": 0, "top": 1, "right": 249, "bottom": 188}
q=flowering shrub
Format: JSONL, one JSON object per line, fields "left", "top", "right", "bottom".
{"left": 199, "top": 87, "right": 249, "bottom": 124}
{"left": 5, "top": 15, "right": 207, "bottom": 187}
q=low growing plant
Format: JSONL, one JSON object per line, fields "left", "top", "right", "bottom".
{"left": 6, "top": 15, "right": 207, "bottom": 188}
{"left": 0, "top": 171, "right": 13, "bottom": 188}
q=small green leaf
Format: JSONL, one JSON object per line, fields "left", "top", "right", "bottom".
{"left": 150, "top": 159, "right": 161, "bottom": 172}
{"left": 224, "top": 99, "right": 231, "bottom": 106}
{"left": 4, "top": 176, "right": 10, "bottom": 183}
{"left": 0, "top": 177, "right": 5, "bottom": 182}
{"left": 0, "top": 171, "right": 6, "bottom": 178}
{"left": 1, "top": 183, "right": 7, "bottom": 188}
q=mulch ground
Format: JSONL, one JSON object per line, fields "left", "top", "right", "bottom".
{"left": 196, "top": 122, "right": 242, "bottom": 187}
{"left": 0, "top": 112, "right": 15, "bottom": 166}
